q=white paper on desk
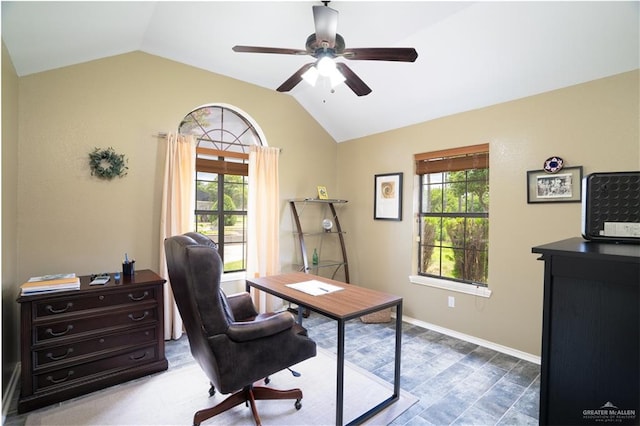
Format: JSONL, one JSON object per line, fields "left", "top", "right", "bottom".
{"left": 286, "top": 280, "right": 344, "bottom": 296}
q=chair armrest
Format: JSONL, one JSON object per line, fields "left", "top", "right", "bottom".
{"left": 226, "top": 292, "right": 259, "bottom": 321}
{"left": 226, "top": 312, "right": 295, "bottom": 342}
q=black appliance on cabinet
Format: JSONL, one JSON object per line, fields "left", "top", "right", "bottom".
{"left": 582, "top": 171, "right": 640, "bottom": 243}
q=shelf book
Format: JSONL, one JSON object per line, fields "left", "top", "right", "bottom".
{"left": 20, "top": 273, "right": 80, "bottom": 295}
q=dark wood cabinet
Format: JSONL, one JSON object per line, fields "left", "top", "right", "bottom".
{"left": 532, "top": 238, "right": 639, "bottom": 425}
{"left": 17, "top": 269, "right": 168, "bottom": 413}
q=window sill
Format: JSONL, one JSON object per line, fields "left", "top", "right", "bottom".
{"left": 409, "top": 275, "right": 492, "bottom": 298}
{"left": 221, "top": 271, "right": 246, "bottom": 283}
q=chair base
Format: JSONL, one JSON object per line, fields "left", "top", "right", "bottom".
{"left": 193, "top": 384, "right": 303, "bottom": 426}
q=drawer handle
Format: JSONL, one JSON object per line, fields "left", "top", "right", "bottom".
{"left": 46, "top": 302, "right": 73, "bottom": 314}
{"left": 128, "top": 311, "right": 149, "bottom": 322}
{"left": 128, "top": 291, "right": 149, "bottom": 302}
{"left": 46, "top": 370, "right": 74, "bottom": 384}
{"left": 46, "top": 348, "right": 74, "bottom": 361}
{"left": 130, "top": 351, "right": 149, "bottom": 361}
{"left": 46, "top": 325, "right": 73, "bottom": 337}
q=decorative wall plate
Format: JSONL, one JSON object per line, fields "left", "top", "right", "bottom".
{"left": 543, "top": 156, "right": 564, "bottom": 173}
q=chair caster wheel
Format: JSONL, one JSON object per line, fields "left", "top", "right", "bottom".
{"left": 295, "top": 399, "right": 302, "bottom": 410}
{"left": 264, "top": 376, "right": 270, "bottom": 385}
{"left": 208, "top": 384, "right": 216, "bottom": 397}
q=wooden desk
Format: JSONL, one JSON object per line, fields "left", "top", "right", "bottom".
{"left": 246, "top": 272, "right": 403, "bottom": 426}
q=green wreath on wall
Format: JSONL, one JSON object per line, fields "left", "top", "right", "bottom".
{"left": 88, "top": 147, "right": 128, "bottom": 180}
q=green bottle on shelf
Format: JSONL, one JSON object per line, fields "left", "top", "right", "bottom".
{"left": 312, "top": 248, "right": 319, "bottom": 265}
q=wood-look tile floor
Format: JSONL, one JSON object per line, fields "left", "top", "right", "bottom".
{"left": 299, "top": 312, "right": 540, "bottom": 425}
{"left": 5, "top": 312, "right": 539, "bottom": 425}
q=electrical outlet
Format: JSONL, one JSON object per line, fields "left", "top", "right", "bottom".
{"left": 448, "top": 296, "right": 455, "bottom": 308}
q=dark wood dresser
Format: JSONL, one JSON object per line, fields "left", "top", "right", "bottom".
{"left": 532, "top": 238, "right": 639, "bottom": 425}
{"left": 17, "top": 269, "right": 168, "bottom": 413}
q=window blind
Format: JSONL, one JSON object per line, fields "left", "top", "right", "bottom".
{"left": 195, "top": 147, "right": 249, "bottom": 176}
{"left": 196, "top": 158, "right": 248, "bottom": 176}
{"left": 414, "top": 143, "right": 489, "bottom": 175}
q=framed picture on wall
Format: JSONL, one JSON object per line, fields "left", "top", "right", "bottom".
{"left": 527, "top": 166, "right": 583, "bottom": 203}
{"left": 374, "top": 172, "right": 403, "bottom": 220}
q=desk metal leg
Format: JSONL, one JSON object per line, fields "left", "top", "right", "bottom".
{"left": 297, "top": 305, "right": 304, "bottom": 325}
{"left": 346, "top": 302, "right": 402, "bottom": 426}
{"left": 394, "top": 301, "right": 403, "bottom": 397}
{"left": 336, "top": 319, "right": 346, "bottom": 425}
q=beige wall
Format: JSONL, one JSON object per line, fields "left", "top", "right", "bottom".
{"left": 337, "top": 70, "right": 640, "bottom": 356}
{"left": 2, "top": 41, "right": 20, "bottom": 389}
{"left": 16, "top": 52, "right": 337, "bottom": 283}
{"left": 6, "top": 52, "right": 338, "bottom": 379}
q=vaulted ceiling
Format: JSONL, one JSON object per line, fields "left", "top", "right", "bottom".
{"left": 2, "top": 1, "right": 638, "bottom": 142}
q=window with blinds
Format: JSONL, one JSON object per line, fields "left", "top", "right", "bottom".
{"left": 415, "top": 143, "right": 489, "bottom": 285}
{"left": 179, "top": 105, "right": 262, "bottom": 273}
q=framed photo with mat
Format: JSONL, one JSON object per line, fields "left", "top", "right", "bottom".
{"left": 374, "top": 172, "right": 403, "bottom": 220}
{"left": 527, "top": 166, "right": 583, "bottom": 203}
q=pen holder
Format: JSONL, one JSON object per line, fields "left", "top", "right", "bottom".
{"left": 122, "top": 260, "right": 135, "bottom": 276}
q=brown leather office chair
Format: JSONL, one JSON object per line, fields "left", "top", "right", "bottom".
{"left": 164, "top": 232, "right": 317, "bottom": 426}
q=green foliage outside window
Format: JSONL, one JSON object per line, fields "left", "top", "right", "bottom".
{"left": 195, "top": 174, "right": 248, "bottom": 273}
{"left": 196, "top": 175, "right": 247, "bottom": 226}
{"left": 216, "top": 194, "right": 238, "bottom": 226}
{"left": 420, "top": 168, "right": 489, "bottom": 284}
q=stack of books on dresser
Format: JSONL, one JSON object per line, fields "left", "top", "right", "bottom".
{"left": 20, "top": 273, "right": 80, "bottom": 296}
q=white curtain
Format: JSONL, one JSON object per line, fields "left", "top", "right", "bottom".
{"left": 158, "top": 133, "right": 196, "bottom": 340}
{"left": 246, "top": 145, "right": 281, "bottom": 313}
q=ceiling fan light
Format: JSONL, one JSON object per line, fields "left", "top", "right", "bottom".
{"left": 329, "top": 67, "right": 346, "bottom": 88}
{"left": 302, "top": 66, "right": 319, "bottom": 86}
{"left": 316, "top": 55, "right": 336, "bottom": 77}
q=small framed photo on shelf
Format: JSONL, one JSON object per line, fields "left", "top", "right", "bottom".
{"left": 317, "top": 186, "right": 329, "bottom": 200}
{"left": 374, "top": 172, "right": 403, "bottom": 220}
{"left": 527, "top": 166, "right": 583, "bottom": 204}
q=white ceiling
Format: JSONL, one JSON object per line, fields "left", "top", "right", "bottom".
{"left": 2, "top": 1, "right": 638, "bottom": 142}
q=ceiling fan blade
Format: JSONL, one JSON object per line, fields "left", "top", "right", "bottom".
{"left": 313, "top": 5, "right": 338, "bottom": 48}
{"left": 335, "top": 63, "right": 372, "bottom": 96}
{"left": 276, "top": 63, "right": 315, "bottom": 92}
{"left": 341, "top": 47, "right": 418, "bottom": 62}
{"left": 233, "top": 45, "right": 308, "bottom": 56}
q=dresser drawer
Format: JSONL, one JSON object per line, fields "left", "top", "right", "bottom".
{"left": 34, "top": 307, "right": 159, "bottom": 344}
{"left": 34, "top": 326, "right": 158, "bottom": 369}
{"left": 33, "top": 287, "right": 158, "bottom": 319}
{"left": 33, "top": 345, "right": 158, "bottom": 393}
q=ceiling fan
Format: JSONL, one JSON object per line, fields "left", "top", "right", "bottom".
{"left": 232, "top": 2, "right": 418, "bottom": 96}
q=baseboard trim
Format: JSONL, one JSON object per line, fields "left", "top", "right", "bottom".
{"left": 398, "top": 314, "right": 541, "bottom": 365}
{"left": 2, "top": 362, "right": 20, "bottom": 425}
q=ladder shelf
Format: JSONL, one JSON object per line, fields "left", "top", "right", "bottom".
{"left": 289, "top": 199, "right": 349, "bottom": 283}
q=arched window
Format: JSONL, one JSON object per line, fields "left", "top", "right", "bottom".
{"left": 179, "top": 105, "right": 264, "bottom": 273}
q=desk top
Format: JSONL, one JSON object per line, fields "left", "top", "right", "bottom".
{"left": 246, "top": 272, "right": 402, "bottom": 321}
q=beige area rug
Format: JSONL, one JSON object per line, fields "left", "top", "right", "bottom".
{"left": 26, "top": 348, "right": 418, "bottom": 425}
